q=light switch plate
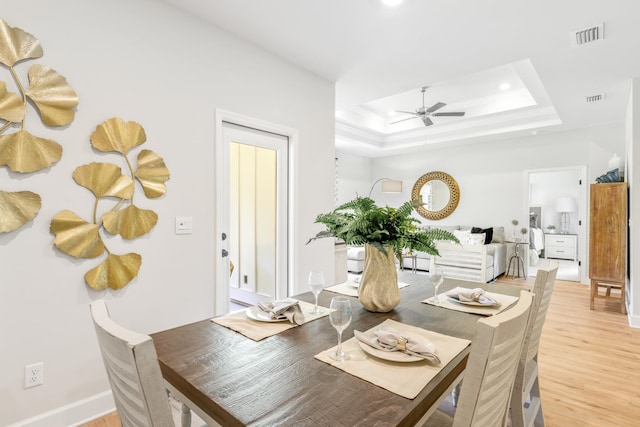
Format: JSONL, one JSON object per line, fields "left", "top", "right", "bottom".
{"left": 175, "top": 217, "right": 193, "bottom": 234}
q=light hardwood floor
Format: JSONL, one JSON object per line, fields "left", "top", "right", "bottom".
{"left": 81, "top": 277, "right": 640, "bottom": 427}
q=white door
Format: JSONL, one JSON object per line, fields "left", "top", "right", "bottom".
{"left": 217, "top": 120, "right": 289, "bottom": 308}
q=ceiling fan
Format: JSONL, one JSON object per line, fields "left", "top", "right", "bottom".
{"left": 391, "top": 86, "right": 465, "bottom": 126}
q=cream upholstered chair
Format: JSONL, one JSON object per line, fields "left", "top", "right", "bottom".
{"left": 90, "top": 300, "right": 196, "bottom": 427}
{"left": 421, "top": 290, "right": 533, "bottom": 427}
{"left": 510, "top": 262, "right": 558, "bottom": 427}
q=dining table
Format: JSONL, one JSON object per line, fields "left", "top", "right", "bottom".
{"left": 150, "top": 271, "right": 523, "bottom": 427}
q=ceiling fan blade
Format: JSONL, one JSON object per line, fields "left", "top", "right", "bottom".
{"left": 426, "top": 102, "right": 447, "bottom": 113}
{"left": 433, "top": 112, "right": 466, "bottom": 117}
{"left": 393, "top": 110, "right": 419, "bottom": 116}
{"left": 390, "top": 116, "right": 419, "bottom": 125}
{"left": 422, "top": 117, "right": 434, "bottom": 126}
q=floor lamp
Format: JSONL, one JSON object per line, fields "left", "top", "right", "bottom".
{"left": 556, "top": 197, "right": 577, "bottom": 234}
{"left": 368, "top": 178, "right": 403, "bottom": 197}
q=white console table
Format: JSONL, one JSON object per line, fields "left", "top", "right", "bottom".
{"left": 544, "top": 234, "right": 577, "bottom": 261}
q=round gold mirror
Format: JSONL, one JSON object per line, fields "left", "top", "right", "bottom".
{"left": 411, "top": 171, "right": 460, "bottom": 220}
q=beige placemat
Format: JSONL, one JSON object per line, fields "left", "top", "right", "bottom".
{"left": 422, "top": 286, "right": 519, "bottom": 316}
{"left": 212, "top": 300, "right": 329, "bottom": 341}
{"left": 326, "top": 280, "right": 410, "bottom": 297}
{"left": 315, "top": 319, "right": 470, "bottom": 399}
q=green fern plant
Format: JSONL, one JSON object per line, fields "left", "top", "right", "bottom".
{"left": 308, "top": 196, "right": 458, "bottom": 262}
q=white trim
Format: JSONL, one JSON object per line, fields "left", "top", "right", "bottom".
{"left": 214, "top": 109, "right": 298, "bottom": 315}
{"left": 7, "top": 391, "right": 114, "bottom": 427}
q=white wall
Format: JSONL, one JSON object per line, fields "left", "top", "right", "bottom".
{"left": 0, "top": 0, "right": 335, "bottom": 425}
{"left": 362, "top": 126, "right": 624, "bottom": 230}
{"left": 627, "top": 79, "right": 640, "bottom": 327}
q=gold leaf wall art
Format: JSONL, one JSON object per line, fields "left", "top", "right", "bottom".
{"left": 0, "top": 18, "right": 78, "bottom": 234}
{"left": 50, "top": 118, "right": 170, "bottom": 291}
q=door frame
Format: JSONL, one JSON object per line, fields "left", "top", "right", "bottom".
{"left": 523, "top": 165, "right": 588, "bottom": 284}
{"left": 214, "top": 109, "right": 297, "bottom": 315}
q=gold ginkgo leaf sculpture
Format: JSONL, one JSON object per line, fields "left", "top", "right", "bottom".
{"left": 90, "top": 118, "right": 146, "bottom": 154}
{"left": 73, "top": 162, "right": 134, "bottom": 200}
{"left": 0, "top": 18, "right": 78, "bottom": 234}
{"left": 0, "top": 129, "right": 63, "bottom": 173}
{"left": 84, "top": 253, "right": 143, "bottom": 291}
{"left": 51, "top": 118, "right": 169, "bottom": 291}
{"left": 25, "top": 64, "right": 78, "bottom": 126}
{"left": 134, "top": 149, "right": 170, "bottom": 198}
{"left": 0, "top": 189, "right": 41, "bottom": 233}
{"left": 50, "top": 210, "right": 105, "bottom": 258}
{"left": 0, "top": 82, "right": 25, "bottom": 122}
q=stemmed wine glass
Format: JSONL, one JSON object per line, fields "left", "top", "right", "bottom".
{"left": 429, "top": 267, "right": 444, "bottom": 304}
{"left": 329, "top": 296, "right": 352, "bottom": 361}
{"left": 308, "top": 271, "right": 325, "bottom": 315}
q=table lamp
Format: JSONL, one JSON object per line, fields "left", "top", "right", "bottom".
{"left": 556, "top": 197, "right": 577, "bottom": 234}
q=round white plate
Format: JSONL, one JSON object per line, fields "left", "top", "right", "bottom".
{"left": 245, "top": 306, "right": 288, "bottom": 323}
{"left": 446, "top": 295, "right": 500, "bottom": 307}
{"left": 356, "top": 331, "right": 423, "bottom": 363}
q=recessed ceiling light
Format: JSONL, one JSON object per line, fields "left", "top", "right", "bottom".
{"left": 499, "top": 83, "right": 511, "bottom": 91}
{"left": 388, "top": 110, "right": 397, "bottom": 117}
{"left": 381, "top": 0, "right": 404, "bottom": 7}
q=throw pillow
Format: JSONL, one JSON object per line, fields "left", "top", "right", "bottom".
{"left": 467, "top": 233, "right": 485, "bottom": 245}
{"left": 471, "top": 227, "right": 494, "bottom": 245}
{"left": 453, "top": 229, "right": 471, "bottom": 244}
{"left": 492, "top": 226, "right": 506, "bottom": 243}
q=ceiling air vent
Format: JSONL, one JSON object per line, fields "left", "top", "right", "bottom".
{"left": 586, "top": 94, "right": 605, "bottom": 103}
{"left": 571, "top": 23, "right": 604, "bottom": 47}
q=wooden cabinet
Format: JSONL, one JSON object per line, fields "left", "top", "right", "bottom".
{"left": 589, "top": 183, "right": 627, "bottom": 314}
{"left": 545, "top": 234, "right": 577, "bottom": 261}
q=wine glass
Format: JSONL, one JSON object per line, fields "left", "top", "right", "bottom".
{"left": 329, "top": 297, "right": 352, "bottom": 361}
{"left": 308, "top": 271, "right": 325, "bottom": 315}
{"left": 429, "top": 267, "right": 444, "bottom": 304}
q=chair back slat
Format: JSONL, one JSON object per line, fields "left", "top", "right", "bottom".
{"left": 91, "top": 300, "right": 175, "bottom": 427}
{"left": 453, "top": 290, "right": 533, "bottom": 427}
{"left": 510, "top": 262, "right": 559, "bottom": 427}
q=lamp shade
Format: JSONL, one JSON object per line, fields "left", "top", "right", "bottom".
{"left": 381, "top": 179, "right": 403, "bottom": 193}
{"left": 368, "top": 178, "right": 402, "bottom": 197}
{"left": 556, "top": 197, "right": 577, "bottom": 213}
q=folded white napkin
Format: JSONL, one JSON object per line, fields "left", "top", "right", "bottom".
{"left": 258, "top": 299, "right": 303, "bottom": 324}
{"left": 448, "top": 288, "right": 498, "bottom": 306}
{"left": 354, "top": 328, "right": 440, "bottom": 364}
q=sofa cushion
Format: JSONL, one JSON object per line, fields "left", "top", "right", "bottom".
{"left": 491, "top": 226, "right": 506, "bottom": 243}
{"left": 347, "top": 246, "right": 365, "bottom": 260}
{"left": 471, "top": 227, "right": 493, "bottom": 245}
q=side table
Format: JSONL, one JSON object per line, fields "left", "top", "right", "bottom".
{"left": 506, "top": 241, "right": 527, "bottom": 279}
{"left": 401, "top": 253, "right": 417, "bottom": 273}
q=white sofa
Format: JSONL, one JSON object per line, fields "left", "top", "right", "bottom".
{"left": 401, "top": 225, "right": 508, "bottom": 282}
{"left": 347, "top": 245, "right": 365, "bottom": 273}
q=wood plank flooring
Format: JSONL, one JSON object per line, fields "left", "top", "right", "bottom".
{"left": 81, "top": 277, "right": 640, "bottom": 427}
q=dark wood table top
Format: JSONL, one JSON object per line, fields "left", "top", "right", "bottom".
{"left": 151, "top": 273, "right": 521, "bottom": 427}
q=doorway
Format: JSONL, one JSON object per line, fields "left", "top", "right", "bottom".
{"left": 524, "top": 166, "right": 587, "bottom": 283}
{"left": 214, "top": 110, "right": 294, "bottom": 315}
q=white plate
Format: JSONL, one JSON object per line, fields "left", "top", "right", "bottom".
{"left": 356, "top": 331, "right": 423, "bottom": 363}
{"left": 245, "top": 306, "right": 288, "bottom": 323}
{"left": 446, "top": 295, "right": 500, "bottom": 307}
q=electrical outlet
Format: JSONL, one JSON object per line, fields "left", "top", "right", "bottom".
{"left": 24, "top": 362, "right": 43, "bottom": 388}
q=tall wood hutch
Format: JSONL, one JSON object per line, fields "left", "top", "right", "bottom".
{"left": 589, "top": 182, "right": 627, "bottom": 314}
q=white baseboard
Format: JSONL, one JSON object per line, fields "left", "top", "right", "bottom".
{"left": 7, "top": 391, "right": 115, "bottom": 427}
{"left": 629, "top": 312, "right": 640, "bottom": 329}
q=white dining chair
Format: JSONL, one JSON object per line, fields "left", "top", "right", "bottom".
{"left": 420, "top": 290, "right": 533, "bottom": 427}
{"left": 510, "top": 262, "right": 558, "bottom": 427}
{"left": 90, "top": 299, "right": 198, "bottom": 427}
